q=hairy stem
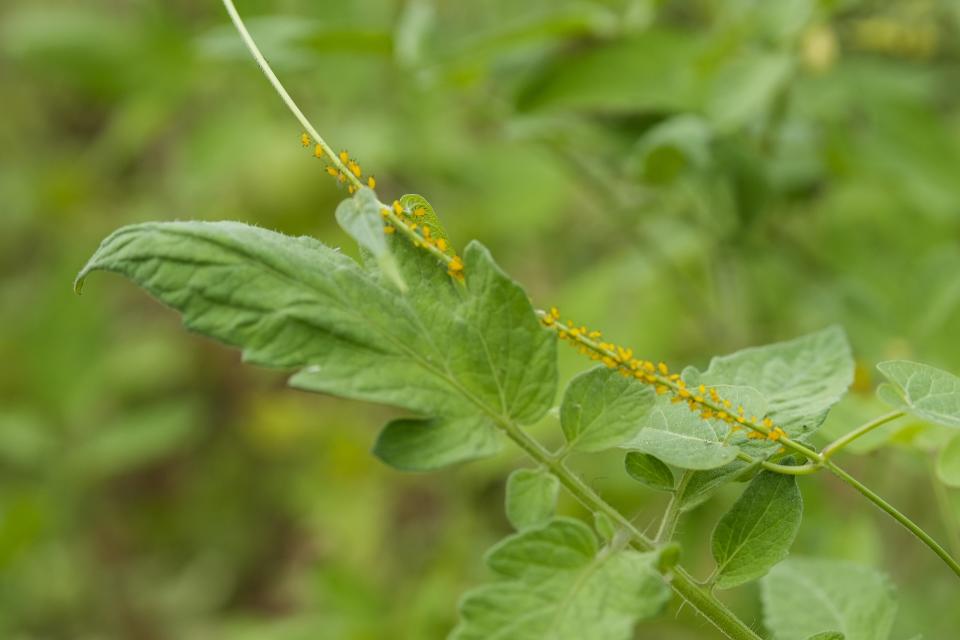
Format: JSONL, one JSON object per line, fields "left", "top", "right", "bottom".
{"left": 656, "top": 471, "right": 693, "bottom": 543}
{"left": 496, "top": 417, "right": 762, "bottom": 640}
{"left": 825, "top": 460, "right": 960, "bottom": 579}
{"left": 821, "top": 411, "right": 904, "bottom": 460}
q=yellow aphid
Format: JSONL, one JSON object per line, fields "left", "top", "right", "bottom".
{"left": 588, "top": 330, "right": 602, "bottom": 339}
{"left": 413, "top": 207, "right": 426, "bottom": 217}
{"left": 314, "top": 144, "right": 324, "bottom": 159}
{"left": 348, "top": 184, "right": 357, "bottom": 194}
{"left": 326, "top": 166, "right": 339, "bottom": 178}
{"left": 656, "top": 385, "right": 669, "bottom": 395}
{"left": 383, "top": 225, "right": 396, "bottom": 234}
{"left": 436, "top": 238, "right": 448, "bottom": 251}
{"left": 393, "top": 200, "right": 404, "bottom": 215}
{"left": 422, "top": 226, "right": 431, "bottom": 238}
{"left": 448, "top": 256, "right": 464, "bottom": 272}
{"left": 301, "top": 132, "right": 311, "bottom": 147}
{"left": 339, "top": 150, "right": 350, "bottom": 163}
{"left": 367, "top": 176, "right": 376, "bottom": 189}
{"left": 348, "top": 160, "right": 362, "bottom": 177}
{"left": 698, "top": 384, "right": 707, "bottom": 395}
{"left": 762, "top": 417, "right": 774, "bottom": 429}
{"left": 658, "top": 362, "right": 669, "bottom": 375}
{"left": 542, "top": 314, "right": 555, "bottom": 326}
{"left": 550, "top": 307, "right": 560, "bottom": 319}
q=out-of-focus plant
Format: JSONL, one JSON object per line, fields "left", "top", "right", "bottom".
{"left": 69, "top": 2, "right": 960, "bottom": 638}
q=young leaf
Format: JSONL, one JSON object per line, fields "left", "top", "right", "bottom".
{"left": 687, "top": 326, "right": 854, "bottom": 435}
{"left": 936, "top": 433, "right": 960, "bottom": 488}
{"left": 505, "top": 468, "right": 559, "bottom": 530}
{"left": 710, "top": 470, "right": 802, "bottom": 589}
{"left": 399, "top": 193, "right": 453, "bottom": 254}
{"left": 335, "top": 187, "right": 405, "bottom": 290}
{"left": 560, "top": 366, "right": 655, "bottom": 453}
{"left": 624, "top": 452, "right": 675, "bottom": 491}
{"left": 76, "top": 222, "right": 557, "bottom": 470}
{"left": 877, "top": 360, "right": 960, "bottom": 429}
{"left": 761, "top": 557, "right": 897, "bottom": 640}
{"left": 452, "top": 518, "right": 670, "bottom": 640}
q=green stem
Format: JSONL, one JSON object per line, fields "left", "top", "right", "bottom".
{"left": 496, "top": 417, "right": 762, "bottom": 640}
{"left": 825, "top": 461, "right": 960, "bottom": 579}
{"left": 821, "top": 411, "right": 904, "bottom": 460}
{"left": 736, "top": 452, "right": 821, "bottom": 476}
{"left": 657, "top": 472, "right": 693, "bottom": 543}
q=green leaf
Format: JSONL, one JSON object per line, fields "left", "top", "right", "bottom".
{"left": 560, "top": 366, "right": 655, "bottom": 453}
{"left": 624, "top": 451, "right": 675, "bottom": 491}
{"left": 936, "top": 433, "right": 960, "bottom": 488}
{"left": 399, "top": 193, "right": 453, "bottom": 255}
{"left": 688, "top": 326, "right": 854, "bottom": 436}
{"left": 711, "top": 470, "right": 803, "bottom": 589}
{"left": 877, "top": 360, "right": 960, "bottom": 429}
{"left": 625, "top": 385, "right": 765, "bottom": 470}
{"left": 505, "top": 468, "right": 559, "bottom": 530}
{"left": 76, "top": 222, "right": 557, "bottom": 470}
{"left": 761, "top": 557, "right": 897, "bottom": 640}
{"left": 373, "top": 416, "right": 499, "bottom": 472}
{"left": 452, "top": 518, "right": 670, "bottom": 640}
{"left": 807, "top": 634, "right": 844, "bottom": 640}
{"left": 707, "top": 53, "right": 793, "bottom": 132}
{"left": 335, "top": 187, "right": 405, "bottom": 291}
{"left": 678, "top": 459, "right": 760, "bottom": 513}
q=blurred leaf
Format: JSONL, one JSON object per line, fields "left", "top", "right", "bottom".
{"left": 516, "top": 30, "right": 704, "bottom": 113}
{"left": 505, "top": 468, "right": 559, "bottom": 530}
{"left": 560, "top": 366, "right": 655, "bottom": 453}
{"left": 708, "top": 53, "right": 792, "bottom": 132}
{"left": 452, "top": 518, "right": 669, "bottom": 639}
{"left": 624, "top": 452, "right": 675, "bottom": 491}
{"left": 936, "top": 433, "right": 960, "bottom": 488}
{"left": 761, "top": 557, "right": 896, "bottom": 640}
{"left": 711, "top": 470, "right": 802, "bottom": 589}
{"left": 877, "top": 360, "right": 960, "bottom": 429}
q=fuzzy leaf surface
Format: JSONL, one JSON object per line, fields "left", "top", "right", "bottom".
{"left": 687, "top": 326, "right": 854, "bottom": 435}
{"left": 560, "top": 366, "right": 655, "bottom": 453}
{"left": 452, "top": 518, "right": 670, "bottom": 640}
{"left": 624, "top": 452, "right": 675, "bottom": 491}
{"left": 711, "top": 470, "right": 802, "bottom": 589}
{"left": 761, "top": 557, "right": 896, "bottom": 640}
{"left": 877, "top": 360, "right": 960, "bottom": 429}
{"left": 505, "top": 468, "right": 559, "bottom": 530}
{"left": 76, "top": 222, "right": 556, "bottom": 469}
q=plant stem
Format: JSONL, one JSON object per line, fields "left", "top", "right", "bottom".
{"left": 220, "top": 0, "right": 361, "bottom": 189}
{"left": 656, "top": 471, "right": 692, "bottom": 543}
{"left": 825, "top": 460, "right": 960, "bottom": 579}
{"left": 736, "top": 452, "right": 821, "bottom": 475}
{"left": 495, "top": 417, "right": 762, "bottom": 640}
{"left": 821, "top": 411, "right": 904, "bottom": 460}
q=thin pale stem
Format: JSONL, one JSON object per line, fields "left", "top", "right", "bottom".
{"left": 736, "top": 452, "right": 822, "bottom": 476}
{"left": 825, "top": 461, "right": 960, "bottom": 579}
{"left": 656, "top": 471, "right": 692, "bottom": 543}
{"left": 220, "top": 0, "right": 361, "bottom": 189}
{"left": 822, "top": 411, "right": 904, "bottom": 460}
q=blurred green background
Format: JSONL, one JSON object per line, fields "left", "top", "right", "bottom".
{"left": 2, "top": 0, "right": 960, "bottom": 638}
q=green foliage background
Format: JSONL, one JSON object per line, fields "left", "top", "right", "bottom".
{"left": 2, "top": 0, "right": 960, "bottom": 637}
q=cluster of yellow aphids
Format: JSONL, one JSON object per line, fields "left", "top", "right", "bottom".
{"left": 301, "top": 133, "right": 375, "bottom": 194}
{"left": 382, "top": 200, "right": 464, "bottom": 281}
{"left": 542, "top": 307, "right": 788, "bottom": 443}
{"left": 301, "top": 133, "right": 465, "bottom": 281}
